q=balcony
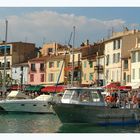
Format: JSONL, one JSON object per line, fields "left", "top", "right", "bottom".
{"left": 94, "top": 65, "right": 104, "bottom": 72}
{"left": 0, "top": 52, "right": 11, "bottom": 56}
{"left": 0, "top": 66, "right": 10, "bottom": 70}
{"left": 30, "top": 69, "right": 36, "bottom": 73}
{"left": 68, "top": 61, "right": 81, "bottom": 67}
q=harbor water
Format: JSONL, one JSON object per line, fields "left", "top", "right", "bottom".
{"left": 0, "top": 113, "right": 140, "bottom": 133}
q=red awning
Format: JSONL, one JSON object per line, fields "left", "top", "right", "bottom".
{"left": 103, "top": 84, "right": 119, "bottom": 89}
{"left": 10, "top": 85, "right": 23, "bottom": 90}
{"left": 41, "top": 86, "right": 65, "bottom": 93}
{"left": 118, "top": 86, "right": 132, "bottom": 91}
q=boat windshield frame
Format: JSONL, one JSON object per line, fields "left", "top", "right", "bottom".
{"left": 61, "top": 88, "right": 105, "bottom": 104}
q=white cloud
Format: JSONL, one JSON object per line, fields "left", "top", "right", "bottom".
{"left": 0, "top": 10, "right": 126, "bottom": 47}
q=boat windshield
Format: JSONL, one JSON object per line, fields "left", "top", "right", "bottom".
{"left": 63, "top": 89, "right": 102, "bottom": 103}
{"left": 63, "top": 90, "right": 73, "bottom": 99}
{"left": 79, "top": 90, "right": 100, "bottom": 102}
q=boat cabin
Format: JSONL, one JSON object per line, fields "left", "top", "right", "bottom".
{"left": 34, "top": 94, "right": 53, "bottom": 101}
{"left": 7, "top": 90, "right": 29, "bottom": 100}
{"left": 61, "top": 87, "right": 105, "bottom": 106}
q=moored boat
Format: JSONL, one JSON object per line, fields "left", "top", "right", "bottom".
{"left": 0, "top": 90, "right": 54, "bottom": 114}
{"left": 51, "top": 87, "right": 140, "bottom": 125}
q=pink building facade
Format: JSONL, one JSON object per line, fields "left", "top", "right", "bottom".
{"left": 28, "top": 56, "right": 48, "bottom": 85}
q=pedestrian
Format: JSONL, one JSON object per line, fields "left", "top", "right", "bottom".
{"left": 136, "top": 90, "right": 140, "bottom": 108}
{"left": 132, "top": 91, "right": 138, "bottom": 108}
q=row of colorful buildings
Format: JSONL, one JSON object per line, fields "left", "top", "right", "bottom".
{"left": 1, "top": 28, "right": 140, "bottom": 89}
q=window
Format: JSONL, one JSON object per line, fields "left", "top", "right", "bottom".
{"left": 49, "top": 62, "right": 54, "bottom": 68}
{"left": 89, "top": 73, "right": 93, "bottom": 81}
{"left": 63, "top": 90, "right": 73, "bottom": 99}
{"left": 132, "top": 52, "right": 136, "bottom": 63}
{"left": 2, "top": 63, "right": 4, "bottom": 67}
{"left": 6, "top": 62, "right": 10, "bottom": 68}
{"left": 117, "top": 53, "right": 120, "bottom": 63}
{"left": 7, "top": 74, "right": 10, "bottom": 78}
{"left": 113, "top": 40, "right": 116, "bottom": 50}
{"left": 30, "top": 74, "right": 34, "bottom": 82}
{"left": 48, "top": 73, "right": 54, "bottom": 82}
{"left": 106, "top": 55, "right": 109, "bottom": 65}
{"left": 57, "top": 61, "right": 60, "bottom": 68}
{"left": 91, "top": 91, "right": 100, "bottom": 102}
{"left": 113, "top": 40, "right": 121, "bottom": 50}
{"left": 137, "top": 38, "right": 140, "bottom": 43}
{"left": 78, "top": 54, "right": 81, "bottom": 62}
{"left": 113, "top": 54, "right": 115, "bottom": 63}
{"left": 132, "top": 69, "right": 135, "bottom": 79}
{"left": 118, "top": 40, "right": 121, "bottom": 49}
{"left": 31, "top": 64, "right": 36, "bottom": 71}
{"left": 124, "top": 60, "right": 128, "bottom": 69}
{"left": 40, "top": 63, "right": 44, "bottom": 71}
{"left": 89, "top": 61, "right": 93, "bottom": 68}
{"left": 40, "top": 74, "right": 44, "bottom": 82}
{"left": 123, "top": 72, "right": 126, "bottom": 81}
{"left": 20, "top": 66, "right": 23, "bottom": 71}
{"left": 127, "top": 75, "right": 130, "bottom": 82}
{"left": 84, "top": 61, "right": 86, "bottom": 68}
{"left": 48, "top": 48, "right": 53, "bottom": 54}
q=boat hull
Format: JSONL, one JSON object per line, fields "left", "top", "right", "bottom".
{"left": 52, "top": 103, "right": 140, "bottom": 125}
{"left": 0, "top": 100, "right": 54, "bottom": 114}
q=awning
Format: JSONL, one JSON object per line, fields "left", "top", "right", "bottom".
{"left": 103, "top": 84, "right": 119, "bottom": 90}
{"left": 10, "top": 85, "right": 23, "bottom": 90}
{"left": 41, "top": 85, "right": 65, "bottom": 93}
{"left": 118, "top": 86, "right": 132, "bottom": 91}
{"left": 25, "top": 85, "right": 44, "bottom": 92}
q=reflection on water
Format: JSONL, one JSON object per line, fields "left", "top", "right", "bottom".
{"left": 0, "top": 113, "right": 61, "bottom": 133}
{"left": 0, "top": 112, "right": 140, "bottom": 133}
{"left": 58, "top": 123, "right": 140, "bottom": 133}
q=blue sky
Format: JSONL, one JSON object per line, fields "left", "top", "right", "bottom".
{"left": 0, "top": 7, "right": 140, "bottom": 47}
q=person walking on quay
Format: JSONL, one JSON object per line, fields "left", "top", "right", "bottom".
{"left": 136, "top": 90, "right": 140, "bottom": 108}
{"left": 132, "top": 91, "right": 138, "bottom": 108}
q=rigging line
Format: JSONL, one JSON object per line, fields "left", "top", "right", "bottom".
{"left": 3, "top": 20, "right": 8, "bottom": 94}
{"left": 54, "top": 30, "right": 73, "bottom": 94}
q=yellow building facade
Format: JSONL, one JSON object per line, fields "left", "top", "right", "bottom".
{"left": 45, "top": 54, "right": 70, "bottom": 85}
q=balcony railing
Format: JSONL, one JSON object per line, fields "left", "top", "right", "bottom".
{"left": 30, "top": 69, "right": 36, "bottom": 72}
{"left": 0, "top": 66, "right": 10, "bottom": 70}
{"left": 0, "top": 52, "right": 11, "bottom": 56}
{"left": 68, "top": 61, "right": 81, "bottom": 67}
{"left": 94, "top": 65, "right": 104, "bottom": 72}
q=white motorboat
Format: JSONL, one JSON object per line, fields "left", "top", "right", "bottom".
{"left": 51, "top": 87, "right": 140, "bottom": 125}
{"left": 0, "top": 90, "right": 54, "bottom": 114}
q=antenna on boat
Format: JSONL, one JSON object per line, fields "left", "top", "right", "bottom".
{"left": 2, "top": 19, "right": 8, "bottom": 94}
{"left": 71, "top": 26, "right": 75, "bottom": 87}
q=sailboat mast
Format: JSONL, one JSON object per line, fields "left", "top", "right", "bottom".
{"left": 3, "top": 20, "right": 8, "bottom": 93}
{"left": 71, "top": 26, "right": 75, "bottom": 87}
